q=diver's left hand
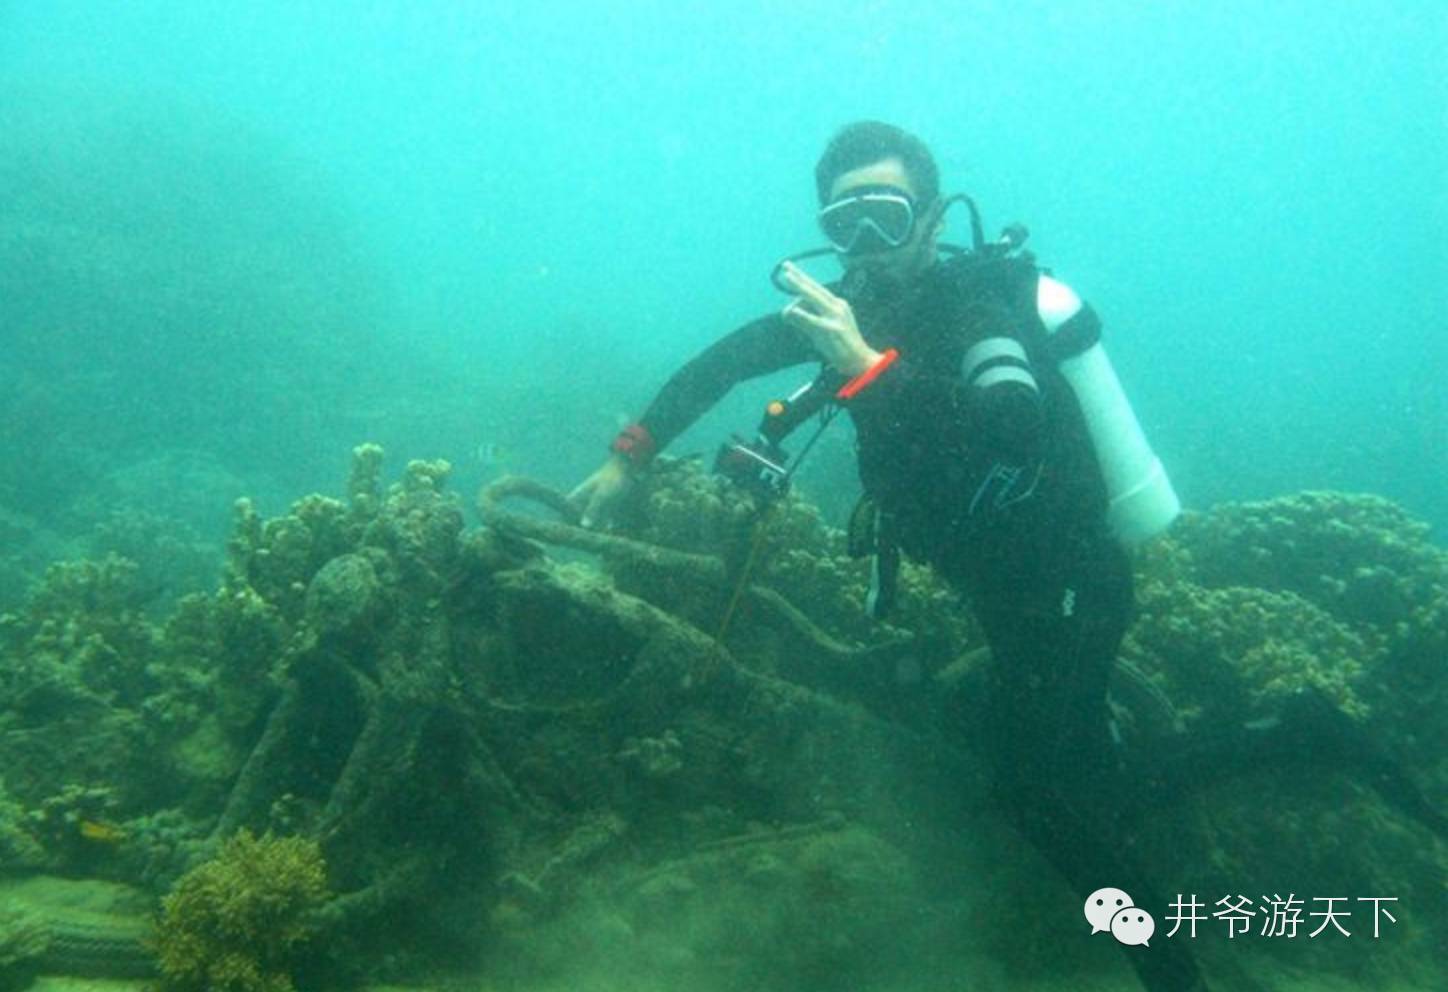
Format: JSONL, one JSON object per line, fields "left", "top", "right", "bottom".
{"left": 778, "top": 260, "right": 882, "bottom": 377}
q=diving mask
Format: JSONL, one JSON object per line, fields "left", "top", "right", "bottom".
{"left": 773, "top": 193, "right": 1027, "bottom": 293}
{"left": 817, "top": 185, "right": 917, "bottom": 255}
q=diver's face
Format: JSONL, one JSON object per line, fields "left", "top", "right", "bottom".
{"left": 826, "top": 157, "right": 938, "bottom": 282}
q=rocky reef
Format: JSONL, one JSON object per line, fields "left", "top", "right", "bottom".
{"left": 0, "top": 451, "right": 1443, "bottom": 991}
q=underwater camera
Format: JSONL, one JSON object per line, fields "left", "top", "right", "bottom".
{"left": 714, "top": 434, "right": 792, "bottom": 499}
{"left": 713, "top": 374, "right": 842, "bottom": 501}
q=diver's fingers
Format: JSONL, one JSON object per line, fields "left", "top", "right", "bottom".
{"left": 779, "top": 261, "right": 841, "bottom": 310}
{"left": 569, "top": 490, "right": 593, "bottom": 527}
{"left": 581, "top": 488, "right": 606, "bottom": 529}
{"left": 582, "top": 474, "right": 627, "bottom": 529}
{"left": 781, "top": 301, "right": 833, "bottom": 333}
{"left": 781, "top": 293, "right": 841, "bottom": 325}
{"left": 567, "top": 473, "right": 601, "bottom": 513}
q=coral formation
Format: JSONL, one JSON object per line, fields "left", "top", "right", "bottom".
{"left": 1126, "top": 494, "right": 1448, "bottom": 732}
{"left": 1126, "top": 575, "right": 1376, "bottom": 721}
{"left": 1, "top": 441, "right": 1445, "bottom": 989}
{"left": 0, "top": 553, "right": 202, "bottom": 871}
{"left": 1175, "top": 492, "right": 1442, "bottom": 631}
{"left": 153, "top": 830, "right": 328, "bottom": 992}
{"left": 86, "top": 507, "right": 219, "bottom": 608}
{"left": 0, "top": 783, "right": 45, "bottom": 872}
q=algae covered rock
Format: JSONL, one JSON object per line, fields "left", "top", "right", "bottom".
{"left": 304, "top": 550, "right": 389, "bottom": 645}
{"left": 1120, "top": 495, "right": 1448, "bottom": 988}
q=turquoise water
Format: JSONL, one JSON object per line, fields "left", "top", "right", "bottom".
{"left": 1, "top": 0, "right": 1442, "bottom": 539}
{"left": 0, "top": 4, "right": 1444, "bottom": 991}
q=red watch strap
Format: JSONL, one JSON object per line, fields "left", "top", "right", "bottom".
{"left": 836, "top": 348, "right": 900, "bottom": 401}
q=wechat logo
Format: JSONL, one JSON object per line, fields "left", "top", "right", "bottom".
{"left": 1085, "top": 887, "right": 1156, "bottom": 946}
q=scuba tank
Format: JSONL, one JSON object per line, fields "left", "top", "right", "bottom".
{"left": 1037, "top": 274, "right": 1180, "bottom": 546}
{"left": 925, "top": 195, "right": 1180, "bottom": 547}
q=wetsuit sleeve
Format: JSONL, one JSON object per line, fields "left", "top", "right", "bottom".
{"left": 957, "top": 311, "right": 1047, "bottom": 462}
{"left": 636, "top": 313, "right": 816, "bottom": 453}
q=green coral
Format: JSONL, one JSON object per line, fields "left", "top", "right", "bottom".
{"left": 7, "top": 431, "right": 1448, "bottom": 990}
{"left": 0, "top": 781, "right": 45, "bottom": 872}
{"left": 86, "top": 507, "right": 219, "bottom": 610}
{"left": 360, "top": 457, "right": 462, "bottom": 583}
{"left": 206, "top": 447, "right": 450, "bottom": 735}
{"left": 223, "top": 450, "right": 460, "bottom": 625}
{"left": 154, "top": 830, "right": 328, "bottom": 992}
{"left": 1126, "top": 576, "right": 1376, "bottom": 721}
{"left": 1127, "top": 492, "right": 1448, "bottom": 728}
{"left": 1172, "top": 492, "right": 1446, "bottom": 639}
{"left": 0, "top": 555, "right": 184, "bottom": 844}
{"left": 1, "top": 554, "right": 160, "bottom": 709}
{"left": 1119, "top": 496, "right": 1448, "bottom": 981}
{"left": 226, "top": 494, "right": 355, "bottom": 624}
{"left": 345, "top": 442, "right": 385, "bottom": 517}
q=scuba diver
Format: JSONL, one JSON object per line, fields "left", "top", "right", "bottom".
{"left": 567, "top": 121, "right": 1443, "bottom": 992}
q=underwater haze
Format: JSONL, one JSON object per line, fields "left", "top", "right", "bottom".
{"left": 1, "top": 0, "right": 1443, "bottom": 547}
{"left": 2, "top": 4, "right": 1448, "bottom": 992}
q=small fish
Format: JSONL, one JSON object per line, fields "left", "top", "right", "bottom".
{"left": 476, "top": 443, "right": 512, "bottom": 472}
{"left": 78, "top": 819, "right": 126, "bottom": 844}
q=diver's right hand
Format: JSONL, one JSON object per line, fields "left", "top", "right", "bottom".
{"left": 568, "top": 454, "right": 633, "bottom": 529}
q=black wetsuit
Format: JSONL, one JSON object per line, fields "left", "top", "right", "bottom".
{"left": 634, "top": 237, "right": 1448, "bottom": 990}
{"left": 636, "top": 252, "right": 1206, "bottom": 991}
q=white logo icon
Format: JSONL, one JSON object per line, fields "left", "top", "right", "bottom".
{"left": 1085, "top": 887, "right": 1156, "bottom": 946}
{"left": 1110, "top": 906, "right": 1156, "bottom": 946}
{"left": 1084, "top": 887, "right": 1133, "bottom": 934}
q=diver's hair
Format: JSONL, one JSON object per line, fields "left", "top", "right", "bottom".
{"left": 814, "top": 121, "right": 940, "bottom": 207}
